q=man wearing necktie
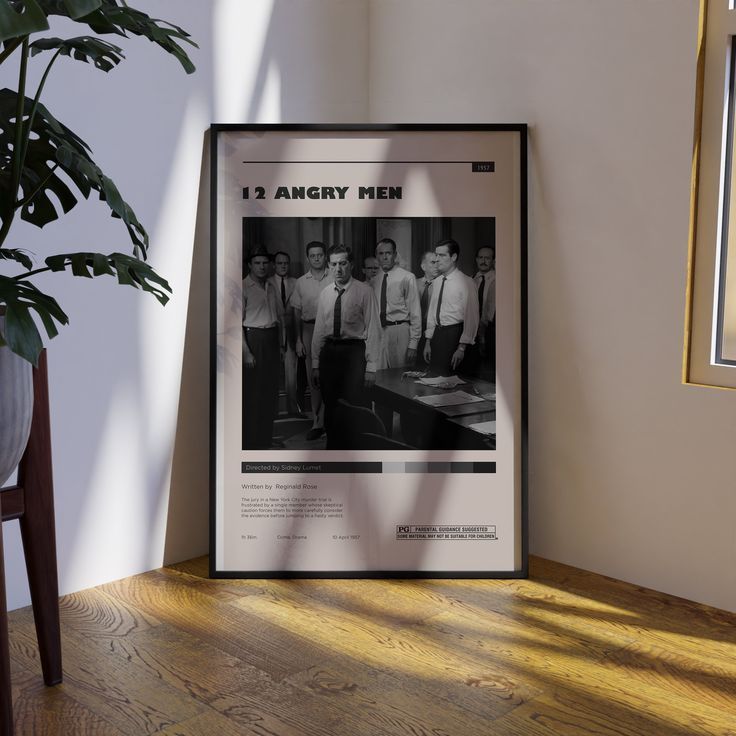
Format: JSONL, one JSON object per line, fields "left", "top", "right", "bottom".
{"left": 423, "top": 238, "right": 480, "bottom": 376}
{"left": 312, "top": 244, "right": 382, "bottom": 448}
{"left": 472, "top": 246, "right": 496, "bottom": 380}
{"left": 268, "top": 251, "right": 299, "bottom": 414}
{"left": 242, "top": 246, "right": 282, "bottom": 449}
{"left": 415, "top": 250, "right": 439, "bottom": 366}
{"left": 373, "top": 238, "right": 422, "bottom": 370}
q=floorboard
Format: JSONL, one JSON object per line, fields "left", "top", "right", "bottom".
{"left": 6, "top": 556, "right": 736, "bottom": 735}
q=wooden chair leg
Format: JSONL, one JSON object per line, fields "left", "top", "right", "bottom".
{"left": 0, "top": 496, "right": 14, "bottom": 736}
{"left": 17, "top": 352, "right": 61, "bottom": 687}
{"left": 18, "top": 510, "right": 61, "bottom": 686}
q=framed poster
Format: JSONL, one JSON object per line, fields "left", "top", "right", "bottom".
{"left": 210, "top": 124, "right": 527, "bottom": 577}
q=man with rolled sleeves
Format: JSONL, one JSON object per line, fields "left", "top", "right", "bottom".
{"left": 242, "top": 246, "right": 281, "bottom": 449}
{"left": 268, "top": 251, "right": 299, "bottom": 414}
{"left": 423, "top": 238, "right": 479, "bottom": 376}
{"left": 312, "top": 244, "right": 382, "bottom": 449}
{"left": 373, "top": 238, "right": 422, "bottom": 370}
{"left": 291, "top": 240, "right": 332, "bottom": 440}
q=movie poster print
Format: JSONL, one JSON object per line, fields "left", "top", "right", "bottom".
{"left": 211, "top": 125, "right": 527, "bottom": 576}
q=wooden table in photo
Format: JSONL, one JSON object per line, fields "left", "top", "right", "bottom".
{"left": 372, "top": 368, "right": 496, "bottom": 450}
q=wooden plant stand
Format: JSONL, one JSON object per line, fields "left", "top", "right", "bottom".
{"left": 0, "top": 351, "right": 62, "bottom": 735}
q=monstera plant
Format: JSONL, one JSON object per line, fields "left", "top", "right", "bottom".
{"left": 0, "top": 0, "right": 197, "bottom": 365}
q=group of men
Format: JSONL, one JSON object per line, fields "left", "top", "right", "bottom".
{"left": 361, "top": 238, "right": 495, "bottom": 377}
{"left": 242, "top": 236, "right": 496, "bottom": 449}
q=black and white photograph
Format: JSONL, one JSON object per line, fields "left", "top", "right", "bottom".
{"left": 241, "top": 217, "right": 497, "bottom": 452}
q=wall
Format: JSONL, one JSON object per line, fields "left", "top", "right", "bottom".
{"left": 1, "top": 0, "right": 369, "bottom": 610}
{"left": 370, "top": 0, "right": 736, "bottom": 610}
{"left": 4, "top": 0, "right": 731, "bottom": 614}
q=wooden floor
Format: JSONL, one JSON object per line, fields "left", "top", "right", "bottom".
{"left": 6, "top": 556, "right": 736, "bottom": 735}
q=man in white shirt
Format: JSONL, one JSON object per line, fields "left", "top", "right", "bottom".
{"left": 423, "top": 238, "right": 479, "bottom": 376}
{"left": 472, "top": 245, "right": 496, "bottom": 380}
{"left": 415, "top": 250, "right": 439, "bottom": 366}
{"left": 312, "top": 244, "right": 382, "bottom": 448}
{"left": 373, "top": 238, "right": 422, "bottom": 370}
{"left": 268, "top": 251, "right": 299, "bottom": 414}
{"left": 291, "top": 241, "right": 332, "bottom": 440}
{"left": 243, "top": 246, "right": 281, "bottom": 449}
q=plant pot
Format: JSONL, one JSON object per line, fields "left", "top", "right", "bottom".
{"left": 0, "top": 314, "right": 33, "bottom": 487}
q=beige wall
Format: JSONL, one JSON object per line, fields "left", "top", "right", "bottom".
{"left": 0, "top": 0, "right": 369, "bottom": 610}
{"left": 370, "top": 0, "right": 736, "bottom": 610}
{"left": 5, "top": 0, "right": 732, "bottom": 613}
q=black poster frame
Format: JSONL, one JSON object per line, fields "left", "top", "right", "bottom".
{"left": 209, "top": 124, "right": 528, "bottom": 579}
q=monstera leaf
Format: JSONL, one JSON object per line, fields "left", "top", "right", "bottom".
{"left": 1, "top": 0, "right": 108, "bottom": 43}
{"left": 0, "top": 0, "right": 49, "bottom": 42}
{"left": 29, "top": 35, "right": 124, "bottom": 71}
{"left": 45, "top": 251, "right": 170, "bottom": 304}
{"left": 33, "top": 0, "right": 196, "bottom": 73}
{"left": 0, "top": 251, "right": 170, "bottom": 364}
{"left": 0, "top": 247, "right": 33, "bottom": 270}
{"left": 54, "top": 0, "right": 102, "bottom": 17}
{"left": 0, "top": 89, "right": 148, "bottom": 254}
{"left": 2, "top": 1, "right": 195, "bottom": 72}
{"left": 0, "top": 274, "right": 68, "bottom": 364}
